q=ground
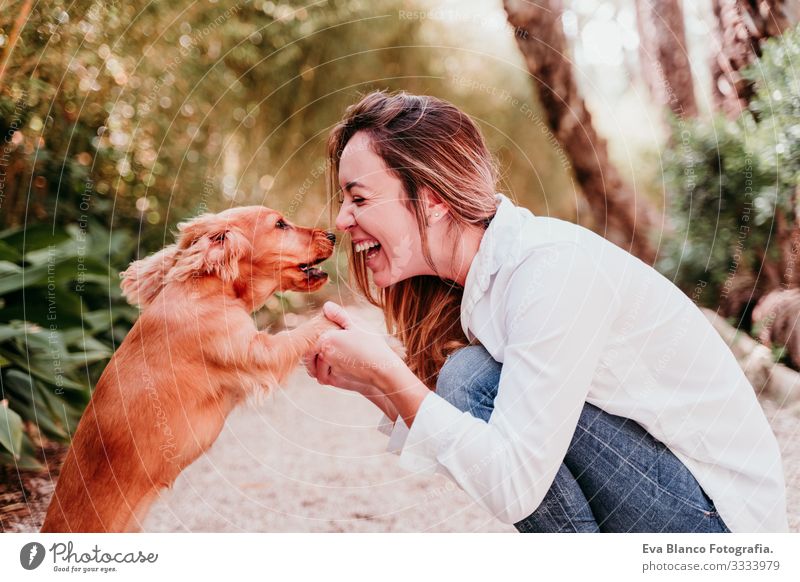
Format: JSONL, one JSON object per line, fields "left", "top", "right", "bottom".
{"left": 1, "top": 307, "right": 798, "bottom": 532}
{"left": 142, "top": 369, "right": 799, "bottom": 532}
{"left": 144, "top": 370, "right": 512, "bottom": 532}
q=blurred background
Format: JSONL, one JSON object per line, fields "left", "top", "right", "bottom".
{"left": 1, "top": 0, "right": 799, "bottom": 531}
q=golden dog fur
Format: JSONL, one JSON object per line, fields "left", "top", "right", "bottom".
{"left": 41, "top": 206, "right": 336, "bottom": 532}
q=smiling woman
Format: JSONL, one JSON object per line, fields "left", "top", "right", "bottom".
{"left": 326, "top": 92, "right": 497, "bottom": 386}
{"left": 305, "top": 90, "right": 789, "bottom": 534}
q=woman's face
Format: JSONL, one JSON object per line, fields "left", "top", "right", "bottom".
{"left": 335, "top": 131, "right": 430, "bottom": 288}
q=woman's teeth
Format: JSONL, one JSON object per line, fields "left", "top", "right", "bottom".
{"left": 355, "top": 240, "right": 381, "bottom": 253}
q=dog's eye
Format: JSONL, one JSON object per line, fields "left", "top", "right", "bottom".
{"left": 275, "top": 219, "right": 288, "bottom": 230}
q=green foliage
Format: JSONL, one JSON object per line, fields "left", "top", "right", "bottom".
{"left": 657, "top": 24, "right": 800, "bottom": 306}
{"left": 2, "top": 0, "right": 569, "bottom": 230}
{"left": 0, "top": 222, "right": 137, "bottom": 467}
{"left": 0, "top": 0, "right": 442, "bottom": 237}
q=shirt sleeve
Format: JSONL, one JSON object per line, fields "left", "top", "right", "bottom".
{"left": 376, "top": 413, "right": 411, "bottom": 455}
{"left": 376, "top": 413, "right": 395, "bottom": 437}
{"left": 396, "top": 243, "right": 621, "bottom": 523}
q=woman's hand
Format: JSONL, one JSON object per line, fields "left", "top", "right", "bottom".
{"left": 306, "top": 302, "right": 430, "bottom": 426}
{"left": 303, "top": 350, "right": 384, "bottom": 402}
{"left": 304, "top": 302, "right": 409, "bottom": 420}
{"left": 305, "top": 302, "right": 403, "bottom": 386}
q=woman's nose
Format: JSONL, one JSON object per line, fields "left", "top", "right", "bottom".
{"left": 334, "top": 205, "right": 354, "bottom": 232}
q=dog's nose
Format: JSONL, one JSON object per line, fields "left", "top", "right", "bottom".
{"left": 325, "top": 231, "right": 336, "bottom": 243}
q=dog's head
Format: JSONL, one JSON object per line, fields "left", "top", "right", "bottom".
{"left": 120, "top": 206, "right": 335, "bottom": 309}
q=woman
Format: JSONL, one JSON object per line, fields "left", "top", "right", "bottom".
{"left": 306, "top": 90, "right": 788, "bottom": 533}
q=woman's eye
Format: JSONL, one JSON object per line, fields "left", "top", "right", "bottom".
{"left": 275, "top": 219, "right": 288, "bottom": 229}
{"left": 352, "top": 196, "right": 365, "bottom": 205}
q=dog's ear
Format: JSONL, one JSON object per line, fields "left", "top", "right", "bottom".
{"left": 120, "top": 244, "right": 180, "bottom": 308}
{"left": 170, "top": 214, "right": 250, "bottom": 283}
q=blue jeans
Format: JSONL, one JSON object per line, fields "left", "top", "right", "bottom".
{"left": 436, "top": 345, "right": 732, "bottom": 533}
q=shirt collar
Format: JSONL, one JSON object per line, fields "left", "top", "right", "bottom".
{"left": 460, "top": 193, "right": 527, "bottom": 339}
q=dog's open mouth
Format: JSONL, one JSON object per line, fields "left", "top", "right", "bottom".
{"left": 298, "top": 256, "right": 328, "bottom": 280}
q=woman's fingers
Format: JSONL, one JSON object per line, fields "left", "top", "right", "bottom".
{"left": 310, "top": 345, "right": 370, "bottom": 393}
{"left": 302, "top": 351, "right": 318, "bottom": 378}
{"left": 313, "top": 346, "right": 352, "bottom": 389}
{"left": 317, "top": 354, "right": 335, "bottom": 386}
{"left": 304, "top": 347, "right": 333, "bottom": 384}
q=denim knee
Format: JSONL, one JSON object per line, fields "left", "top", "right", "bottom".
{"left": 436, "top": 345, "right": 502, "bottom": 422}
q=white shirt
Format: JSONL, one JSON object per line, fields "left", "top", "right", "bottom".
{"left": 382, "top": 193, "right": 789, "bottom": 533}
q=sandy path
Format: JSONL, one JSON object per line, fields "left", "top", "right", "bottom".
{"left": 759, "top": 398, "right": 800, "bottom": 532}
{"left": 143, "top": 367, "right": 512, "bottom": 532}
{"left": 141, "top": 366, "right": 800, "bottom": 532}
{"left": 142, "top": 306, "right": 511, "bottom": 532}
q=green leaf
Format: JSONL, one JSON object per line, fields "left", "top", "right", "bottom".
{"left": 0, "top": 431, "right": 43, "bottom": 469}
{"left": 2, "top": 371, "right": 73, "bottom": 440}
{"left": 14, "top": 326, "right": 64, "bottom": 353}
{"left": 2, "top": 368, "right": 35, "bottom": 406}
{"left": 0, "top": 288, "right": 86, "bottom": 329}
{"left": 0, "top": 453, "right": 43, "bottom": 469}
{"left": 0, "top": 402, "right": 23, "bottom": 459}
{"left": 9, "top": 396, "right": 69, "bottom": 441}
{"left": 0, "top": 322, "right": 38, "bottom": 343}
{"left": 69, "top": 334, "right": 110, "bottom": 353}
{"left": 0, "top": 224, "right": 71, "bottom": 253}
{"left": 0, "top": 240, "right": 22, "bottom": 262}
{"left": 0, "top": 349, "right": 87, "bottom": 391}
{"left": 55, "top": 350, "right": 112, "bottom": 366}
{"left": 0, "top": 262, "right": 51, "bottom": 294}
{"left": 0, "top": 260, "right": 22, "bottom": 276}
{"left": 33, "top": 381, "right": 71, "bottom": 439}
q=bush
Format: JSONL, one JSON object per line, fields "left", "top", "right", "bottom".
{"left": 0, "top": 222, "right": 136, "bottom": 468}
{"left": 657, "top": 24, "right": 800, "bottom": 312}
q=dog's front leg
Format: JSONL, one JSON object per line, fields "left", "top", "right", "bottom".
{"left": 249, "top": 316, "right": 336, "bottom": 384}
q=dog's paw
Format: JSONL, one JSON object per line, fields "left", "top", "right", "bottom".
{"left": 305, "top": 313, "right": 342, "bottom": 336}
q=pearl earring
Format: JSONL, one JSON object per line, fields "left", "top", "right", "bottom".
{"left": 434, "top": 212, "right": 440, "bottom": 218}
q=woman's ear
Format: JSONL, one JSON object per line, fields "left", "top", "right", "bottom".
{"left": 420, "top": 188, "right": 448, "bottom": 225}
{"left": 120, "top": 244, "right": 180, "bottom": 308}
{"left": 171, "top": 214, "right": 251, "bottom": 283}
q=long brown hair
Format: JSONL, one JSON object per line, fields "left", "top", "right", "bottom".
{"left": 327, "top": 91, "right": 498, "bottom": 387}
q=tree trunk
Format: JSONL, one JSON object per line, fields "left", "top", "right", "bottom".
{"left": 710, "top": 0, "right": 791, "bottom": 118}
{"left": 503, "top": 0, "right": 660, "bottom": 265}
{"left": 635, "top": 0, "right": 698, "bottom": 118}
